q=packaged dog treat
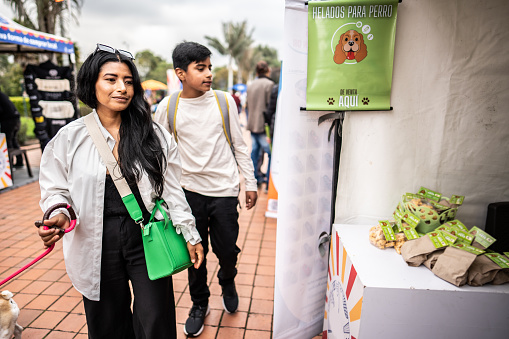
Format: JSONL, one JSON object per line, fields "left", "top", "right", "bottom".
{"left": 394, "top": 232, "right": 407, "bottom": 255}
{"left": 469, "top": 226, "right": 497, "bottom": 249}
{"left": 400, "top": 234, "right": 447, "bottom": 267}
{"left": 447, "top": 225, "right": 474, "bottom": 245}
{"left": 369, "top": 221, "right": 396, "bottom": 249}
{"left": 432, "top": 246, "right": 477, "bottom": 286}
{"left": 443, "top": 220, "right": 469, "bottom": 232}
{"left": 403, "top": 194, "right": 448, "bottom": 234}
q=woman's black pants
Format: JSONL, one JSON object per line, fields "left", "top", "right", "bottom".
{"left": 82, "top": 215, "right": 176, "bottom": 339}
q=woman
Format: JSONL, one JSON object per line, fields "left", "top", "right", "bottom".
{"left": 37, "top": 44, "right": 204, "bottom": 338}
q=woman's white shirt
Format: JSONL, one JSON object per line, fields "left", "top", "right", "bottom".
{"left": 39, "top": 111, "right": 200, "bottom": 301}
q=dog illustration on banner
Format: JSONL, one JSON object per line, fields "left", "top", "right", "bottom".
{"left": 334, "top": 29, "right": 368, "bottom": 64}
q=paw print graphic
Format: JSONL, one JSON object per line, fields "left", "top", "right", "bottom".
{"left": 362, "top": 97, "right": 370, "bottom": 105}
{"left": 327, "top": 98, "right": 335, "bottom": 105}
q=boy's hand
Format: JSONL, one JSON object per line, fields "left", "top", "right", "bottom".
{"left": 38, "top": 213, "right": 69, "bottom": 248}
{"left": 187, "top": 242, "right": 204, "bottom": 269}
{"left": 245, "top": 191, "right": 258, "bottom": 210}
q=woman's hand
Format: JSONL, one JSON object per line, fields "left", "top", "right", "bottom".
{"left": 38, "top": 213, "right": 70, "bottom": 248}
{"left": 187, "top": 242, "right": 204, "bottom": 269}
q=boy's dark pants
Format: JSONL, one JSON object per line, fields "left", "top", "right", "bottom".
{"left": 184, "top": 189, "right": 240, "bottom": 307}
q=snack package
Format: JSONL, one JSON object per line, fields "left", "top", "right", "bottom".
{"left": 432, "top": 246, "right": 477, "bottom": 286}
{"left": 400, "top": 234, "right": 446, "bottom": 267}
{"left": 402, "top": 194, "right": 448, "bottom": 234}
{"left": 394, "top": 233, "right": 407, "bottom": 255}
{"left": 369, "top": 224, "right": 395, "bottom": 249}
{"left": 469, "top": 226, "right": 497, "bottom": 249}
{"left": 396, "top": 189, "right": 464, "bottom": 234}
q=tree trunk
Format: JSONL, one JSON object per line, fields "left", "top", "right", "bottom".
{"left": 227, "top": 56, "right": 233, "bottom": 92}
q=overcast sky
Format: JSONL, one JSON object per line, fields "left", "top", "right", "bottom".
{"left": 0, "top": 0, "right": 285, "bottom": 66}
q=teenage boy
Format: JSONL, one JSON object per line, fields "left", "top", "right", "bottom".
{"left": 154, "top": 41, "right": 258, "bottom": 337}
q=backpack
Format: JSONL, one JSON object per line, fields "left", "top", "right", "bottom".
{"left": 166, "top": 90, "right": 234, "bottom": 155}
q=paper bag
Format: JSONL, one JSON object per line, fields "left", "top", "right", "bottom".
{"left": 467, "top": 254, "right": 500, "bottom": 286}
{"left": 492, "top": 269, "right": 509, "bottom": 285}
{"left": 401, "top": 235, "right": 441, "bottom": 267}
{"left": 423, "top": 249, "right": 445, "bottom": 270}
{"left": 432, "top": 246, "right": 477, "bottom": 286}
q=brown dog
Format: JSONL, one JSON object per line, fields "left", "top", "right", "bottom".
{"left": 333, "top": 30, "right": 368, "bottom": 64}
{"left": 0, "top": 290, "right": 22, "bottom": 339}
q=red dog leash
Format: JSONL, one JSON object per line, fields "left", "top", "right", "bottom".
{"left": 0, "top": 203, "right": 76, "bottom": 287}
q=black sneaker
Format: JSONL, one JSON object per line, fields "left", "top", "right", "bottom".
{"left": 184, "top": 304, "right": 210, "bottom": 337}
{"left": 221, "top": 282, "right": 239, "bottom": 313}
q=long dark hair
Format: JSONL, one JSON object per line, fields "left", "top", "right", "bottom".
{"left": 77, "top": 50, "right": 166, "bottom": 197}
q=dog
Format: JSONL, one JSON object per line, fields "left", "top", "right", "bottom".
{"left": 0, "top": 291, "right": 22, "bottom": 339}
{"left": 333, "top": 29, "right": 368, "bottom": 64}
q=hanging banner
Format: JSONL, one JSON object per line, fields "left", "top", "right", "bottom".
{"left": 306, "top": 0, "right": 399, "bottom": 111}
{"left": 0, "top": 13, "right": 74, "bottom": 54}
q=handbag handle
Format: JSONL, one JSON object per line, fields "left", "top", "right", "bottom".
{"left": 150, "top": 199, "right": 169, "bottom": 228}
{"left": 84, "top": 113, "right": 146, "bottom": 227}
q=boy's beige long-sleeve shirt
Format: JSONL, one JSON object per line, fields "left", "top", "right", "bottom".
{"left": 154, "top": 90, "right": 257, "bottom": 196}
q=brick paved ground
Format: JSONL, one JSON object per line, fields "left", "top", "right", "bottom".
{"left": 0, "top": 121, "right": 324, "bottom": 338}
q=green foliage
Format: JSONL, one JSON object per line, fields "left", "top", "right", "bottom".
{"left": 0, "top": 56, "right": 24, "bottom": 96}
{"left": 255, "top": 45, "right": 280, "bottom": 68}
{"left": 206, "top": 20, "right": 255, "bottom": 85}
{"left": 146, "top": 61, "right": 173, "bottom": 84}
{"left": 211, "top": 66, "right": 229, "bottom": 92}
{"left": 8, "top": 96, "right": 31, "bottom": 117}
{"left": 3, "top": 0, "right": 83, "bottom": 36}
{"left": 135, "top": 50, "right": 172, "bottom": 82}
{"left": 18, "top": 116, "right": 35, "bottom": 145}
{"left": 79, "top": 101, "right": 93, "bottom": 116}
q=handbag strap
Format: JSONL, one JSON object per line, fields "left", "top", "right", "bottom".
{"left": 83, "top": 113, "right": 145, "bottom": 226}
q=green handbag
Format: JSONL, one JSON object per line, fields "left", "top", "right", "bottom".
{"left": 140, "top": 199, "right": 193, "bottom": 279}
{"left": 84, "top": 113, "right": 193, "bottom": 280}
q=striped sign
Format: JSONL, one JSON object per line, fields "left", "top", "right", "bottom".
{"left": 0, "top": 133, "right": 13, "bottom": 189}
{"left": 323, "top": 231, "right": 364, "bottom": 339}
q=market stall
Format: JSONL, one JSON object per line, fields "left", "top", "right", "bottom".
{"left": 273, "top": 0, "right": 509, "bottom": 338}
{"left": 325, "top": 224, "right": 509, "bottom": 339}
{"left": 0, "top": 12, "right": 76, "bottom": 189}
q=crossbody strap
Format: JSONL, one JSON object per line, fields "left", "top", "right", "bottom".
{"left": 83, "top": 113, "right": 145, "bottom": 226}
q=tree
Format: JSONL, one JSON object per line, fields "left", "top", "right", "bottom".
{"left": 205, "top": 20, "right": 254, "bottom": 90}
{"left": 3, "top": 0, "right": 83, "bottom": 36}
{"left": 238, "top": 47, "right": 262, "bottom": 84}
{"left": 0, "top": 55, "right": 24, "bottom": 96}
{"left": 134, "top": 49, "right": 172, "bottom": 83}
{"left": 238, "top": 45, "right": 280, "bottom": 84}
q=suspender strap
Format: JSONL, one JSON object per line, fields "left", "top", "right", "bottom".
{"left": 166, "top": 91, "right": 181, "bottom": 142}
{"left": 83, "top": 114, "right": 144, "bottom": 225}
{"left": 166, "top": 90, "right": 234, "bottom": 155}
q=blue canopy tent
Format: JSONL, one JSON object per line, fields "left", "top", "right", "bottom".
{"left": 0, "top": 12, "right": 74, "bottom": 57}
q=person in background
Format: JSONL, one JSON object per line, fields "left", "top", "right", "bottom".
{"left": 246, "top": 61, "right": 274, "bottom": 189}
{"left": 232, "top": 90, "right": 242, "bottom": 114}
{"left": 154, "top": 41, "right": 258, "bottom": 337}
{"left": 0, "top": 89, "right": 23, "bottom": 167}
{"left": 37, "top": 44, "right": 203, "bottom": 339}
{"left": 265, "top": 83, "right": 279, "bottom": 143}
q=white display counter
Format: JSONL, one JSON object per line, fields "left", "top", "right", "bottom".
{"left": 323, "top": 224, "right": 509, "bottom": 339}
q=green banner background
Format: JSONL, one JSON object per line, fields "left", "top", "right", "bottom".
{"left": 307, "top": 0, "right": 399, "bottom": 111}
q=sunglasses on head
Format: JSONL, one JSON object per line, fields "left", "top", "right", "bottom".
{"left": 94, "top": 43, "right": 135, "bottom": 60}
